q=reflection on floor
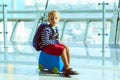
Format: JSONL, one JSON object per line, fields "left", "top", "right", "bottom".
{"left": 0, "top": 44, "right": 120, "bottom": 80}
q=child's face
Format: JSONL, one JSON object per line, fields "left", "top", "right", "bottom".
{"left": 48, "top": 13, "right": 60, "bottom": 27}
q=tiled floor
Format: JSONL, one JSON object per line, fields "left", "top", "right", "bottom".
{"left": 0, "top": 44, "right": 120, "bottom": 80}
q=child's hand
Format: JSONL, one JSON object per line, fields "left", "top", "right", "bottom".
{"left": 59, "top": 40, "right": 62, "bottom": 44}
{"left": 57, "top": 38, "right": 62, "bottom": 44}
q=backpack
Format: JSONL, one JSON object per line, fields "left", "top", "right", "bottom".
{"left": 32, "top": 23, "right": 48, "bottom": 51}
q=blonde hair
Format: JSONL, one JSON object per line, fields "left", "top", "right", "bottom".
{"left": 48, "top": 10, "right": 60, "bottom": 18}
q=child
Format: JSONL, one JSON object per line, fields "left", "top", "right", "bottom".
{"left": 40, "top": 10, "right": 79, "bottom": 77}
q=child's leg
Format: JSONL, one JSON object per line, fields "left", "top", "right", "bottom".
{"left": 61, "top": 48, "right": 79, "bottom": 77}
{"left": 58, "top": 44, "right": 71, "bottom": 65}
{"left": 61, "top": 45, "right": 79, "bottom": 77}
{"left": 61, "top": 48, "right": 70, "bottom": 70}
{"left": 64, "top": 45, "right": 71, "bottom": 65}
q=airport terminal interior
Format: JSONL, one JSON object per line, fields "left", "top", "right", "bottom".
{"left": 0, "top": 0, "right": 120, "bottom": 80}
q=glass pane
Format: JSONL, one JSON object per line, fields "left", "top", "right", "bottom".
{"left": 11, "top": 21, "right": 33, "bottom": 42}
{"left": 87, "top": 21, "right": 111, "bottom": 44}
{"left": 62, "top": 22, "right": 86, "bottom": 44}
{"left": 25, "top": 0, "right": 48, "bottom": 10}
{"left": 0, "top": 22, "right": 3, "bottom": 42}
{"left": 47, "top": 0, "right": 118, "bottom": 10}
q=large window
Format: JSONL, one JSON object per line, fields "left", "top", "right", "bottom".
{"left": 0, "top": 0, "right": 119, "bottom": 45}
